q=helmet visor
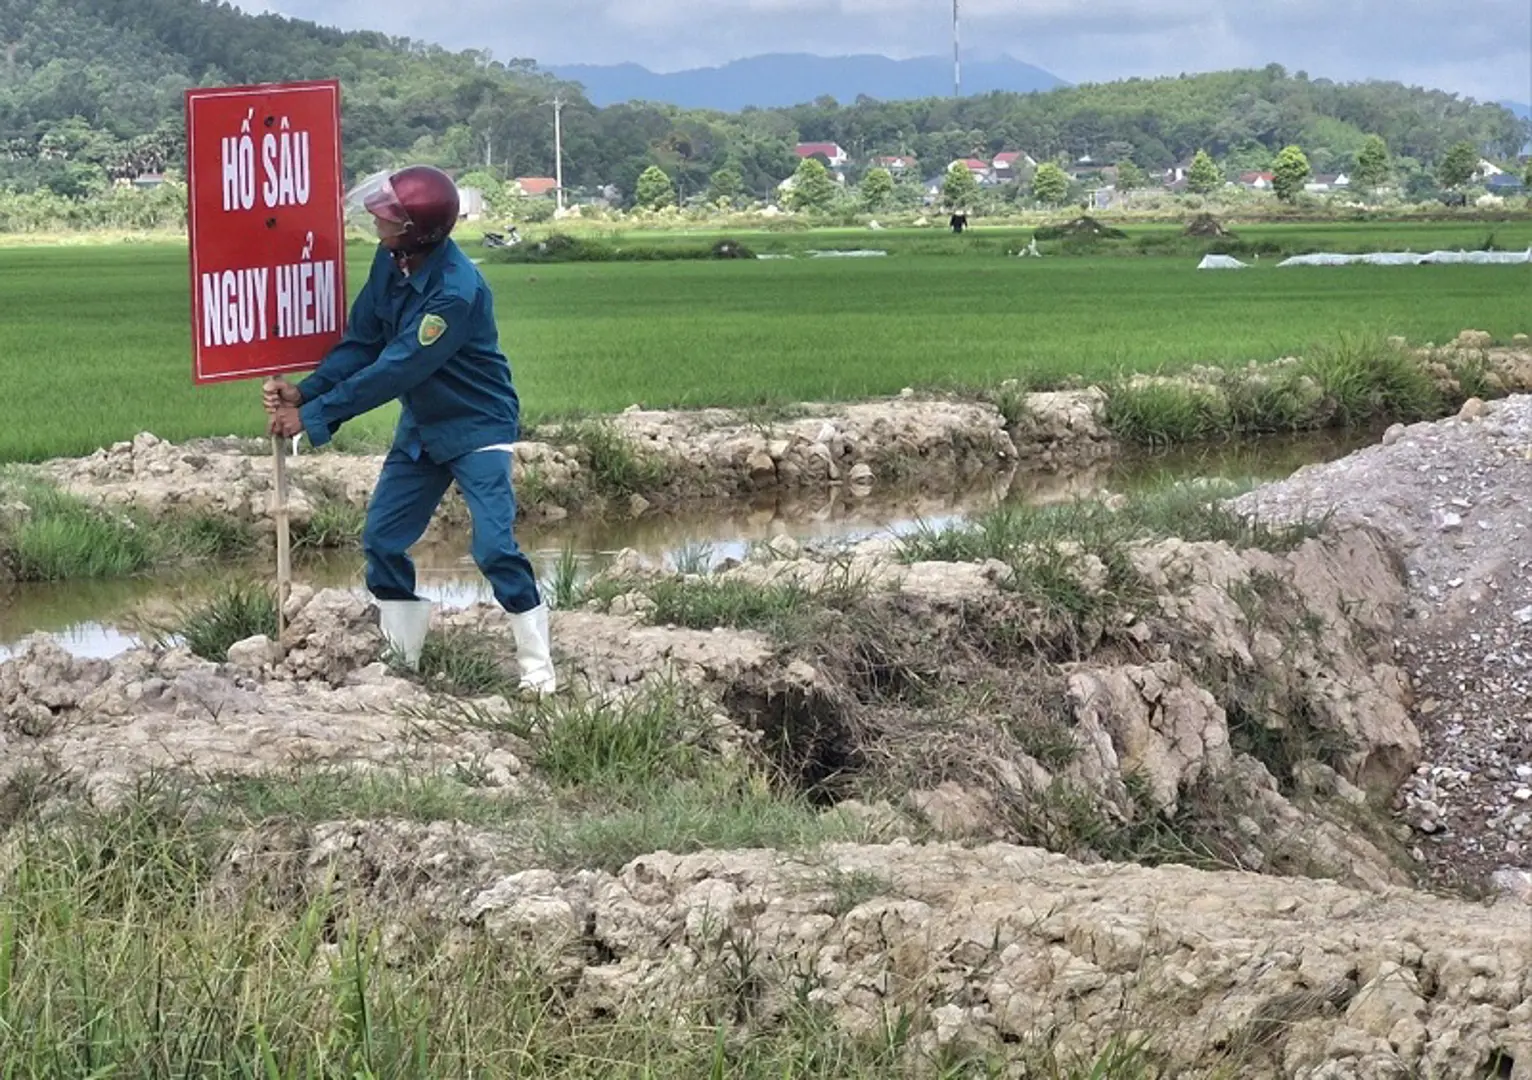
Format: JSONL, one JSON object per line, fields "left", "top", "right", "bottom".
{"left": 344, "top": 171, "right": 411, "bottom": 231}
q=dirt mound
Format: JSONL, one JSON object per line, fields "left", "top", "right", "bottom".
{"left": 1186, "top": 212, "right": 1234, "bottom": 238}
{"left": 1033, "top": 215, "right": 1129, "bottom": 241}
{"left": 9, "top": 425, "right": 1532, "bottom": 1071}
{"left": 568, "top": 515, "right": 1422, "bottom": 890}
{"left": 1232, "top": 390, "right": 1532, "bottom": 894}
{"left": 209, "top": 822, "right": 1532, "bottom": 1080}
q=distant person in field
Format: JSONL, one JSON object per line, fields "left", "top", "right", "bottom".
{"left": 262, "top": 164, "right": 555, "bottom": 695}
{"left": 949, "top": 210, "right": 969, "bottom": 234}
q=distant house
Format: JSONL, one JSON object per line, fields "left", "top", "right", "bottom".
{"left": 1304, "top": 173, "right": 1350, "bottom": 192}
{"left": 1067, "top": 155, "right": 1103, "bottom": 181}
{"left": 992, "top": 151, "right": 1036, "bottom": 176}
{"left": 795, "top": 142, "right": 848, "bottom": 167}
{"left": 1486, "top": 172, "right": 1525, "bottom": 193}
{"left": 948, "top": 157, "right": 991, "bottom": 177}
{"left": 457, "top": 186, "right": 486, "bottom": 219}
{"left": 131, "top": 172, "right": 167, "bottom": 190}
{"left": 1475, "top": 159, "right": 1505, "bottom": 180}
{"left": 514, "top": 177, "right": 559, "bottom": 198}
{"left": 872, "top": 155, "right": 917, "bottom": 172}
{"left": 1239, "top": 171, "right": 1274, "bottom": 190}
{"left": 778, "top": 168, "right": 847, "bottom": 195}
{"left": 1163, "top": 158, "right": 1198, "bottom": 186}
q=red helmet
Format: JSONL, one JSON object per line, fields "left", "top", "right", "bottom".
{"left": 348, "top": 165, "right": 460, "bottom": 250}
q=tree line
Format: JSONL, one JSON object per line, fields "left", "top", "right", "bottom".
{"left": 1, "top": 0, "right": 1526, "bottom": 208}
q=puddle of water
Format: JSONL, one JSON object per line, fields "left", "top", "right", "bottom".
{"left": 0, "top": 428, "right": 1376, "bottom": 661}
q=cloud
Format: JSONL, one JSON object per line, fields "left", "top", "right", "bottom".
{"left": 247, "top": 0, "right": 1531, "bottom": 103}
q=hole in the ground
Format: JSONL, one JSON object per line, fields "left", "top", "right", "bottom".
{"left": 1487, "top": 1050, "right": 1515, "bottom": 1079}
{"left": 723, "top": 683, "right": 860, "bottom": 804}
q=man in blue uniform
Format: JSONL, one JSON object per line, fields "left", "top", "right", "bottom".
{"left": 263, "top": 164, "right": 555, "bottom": 695}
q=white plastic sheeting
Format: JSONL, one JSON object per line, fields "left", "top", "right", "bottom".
{"left": 1277, "top": 248, "right": 1532, "bottom": 267}
{"left": 1197, "top": 254, "right": 1249, "bottom": 269}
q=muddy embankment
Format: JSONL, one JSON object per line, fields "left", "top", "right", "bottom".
{"left": 25, "top": 331, "right": 1532, "bottom": 542}
{"left": 6, "top": 393, "right": 1532, "bottom": 1075}
{"left": 3, "top": 332, "right": 1532, "bottom": 1076}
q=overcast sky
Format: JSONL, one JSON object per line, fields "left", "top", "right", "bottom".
{"left": 250, "top": 0, "right": 1531, "bottom": 105}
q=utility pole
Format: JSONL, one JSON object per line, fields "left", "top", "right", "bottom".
{"left": 551, "top": 95, "right": 566, "bottom": 213}
{"left": 953, "top": 0, "right": 961, "bottom": 98}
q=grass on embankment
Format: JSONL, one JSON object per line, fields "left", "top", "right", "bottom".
{"left": 1, "top": 230, "right": 1528, "bottom": 461}
{"left": 0, "top": 707, "right": 1173, "bottom": 1080}
{"left": 0, "top": 467, "right": 257, "bottom": 583}
{"left": 1094, "top": 331, "right": 1496, "bottom": 447}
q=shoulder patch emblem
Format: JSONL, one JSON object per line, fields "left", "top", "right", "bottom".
{"left": 418, "top": 314, "right": 448, "bottom": 346}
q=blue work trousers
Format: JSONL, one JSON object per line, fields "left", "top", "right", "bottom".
{"left": 362, "top": 448, "right": 541, "bottom": 615}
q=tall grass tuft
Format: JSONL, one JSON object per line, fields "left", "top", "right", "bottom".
{"left": 1105, "top": 332, "right": 1468, "bottom": 448}
{"left": 293, "top": 496, "right": 366, "bottom": 549}
{"left": 1103, "top": 381, "right": 1229, "bottom": 446}
{"left": 156, "top": 580, "right": 279, "bottom": 661}
{"left": 560, "top": 420, "right": 674, "bottom": 499}
{"left": 1299, "top": 332, "right": 1442, "bottom": 426}
{"left": 547, "top": 542, "right": 582, "bottom": 610}
{"left": 530, "top": 683, "right": 707, "bottom": 793}
{"left": 163, "top": 512, "right": 258, "bottom": 560}
{"left": 414, "top": 626, "right": 517, "bottom": 697}
{"left": 0, "top": 470, "right": 154, "bottom": 580}
{"left": 0, "top": 470, "right": 259, "bottom": 582}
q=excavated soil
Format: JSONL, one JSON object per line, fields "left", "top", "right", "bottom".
{"left": 1234, "top": 394, "right": 1532, "bottom": 896}
{"left": 8, "top": 367, "right": 1532, "bottom": 1075}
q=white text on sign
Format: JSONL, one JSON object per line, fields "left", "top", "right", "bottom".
{"left": 221, "top": 113, "right": 313, "bottom": 212}
{"left": 200, "top": 259, "right": 337, "bottom": 347}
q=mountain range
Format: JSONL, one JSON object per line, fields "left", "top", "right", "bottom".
{"left": 545, "top": 53, "right": 1069, "bottom": 111}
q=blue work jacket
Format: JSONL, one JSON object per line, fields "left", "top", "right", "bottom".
{"left": 297, "top": 240, "right": 520, "bottom": 461}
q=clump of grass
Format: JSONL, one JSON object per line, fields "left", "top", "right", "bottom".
{"left": 985, "top": 378, "right": 1035, "bottom": 430}
{"left": 1119, "top": 480, "right": 1327, "bottom": 551}
{"left": 538, "top": 768, "right": 877, "bottom": 874}
{"left": 0, "top": 471, "right": 155, "bottom": 580}
{"left": 155, "top": 579, "right": 279, "bottom": 662}
{"left": 647, "top": 577, "right": 816, "bottom": 631}
{"left": 293, "top": 495, "right": 365, "bottom": 549}
{"left": 530, "top": 686, "right": 708, "bottom": 793}
{"left": 1104, "top": 333, "right": 1474, "bottom": 448}
{"left": 414, "top": 626, "right": 517, "bottom": 697}
{"left": 211, "top": 767, "right": 513, "bottom": 827}
{"left": 638, "top": 567, "right": 869, "bottom": 641}
{"left": 561, "top": 420, "right": 674, "bottom": 499}
{"left": 896, "top": 483, "right": 1321, "bottom": 661}
{"left": 515, "top": 463, "right": 559, "bottom": 508}
{"left": 819, "top": 866, "right": 895, "bottom": 915}
{"left": 162, "top": 512, "right": 258, "bottom": 559}
{"left": 1104, "top": 380, "right": 1230, "bottom": 446}
{"left": 0, "top": 470, "right": 261, "bottom": 582}
{"left": 546, "top": 542, "right": 583, "bottom": 610}
{"left": 903, "top": 483, "right": 1321, "bottom": 567}
{"left": 1299, "top": 333, "right": 1442, "bottom": 426}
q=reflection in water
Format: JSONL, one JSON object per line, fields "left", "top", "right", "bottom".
{"left": 0, "top": 429, "right": 1376, "bottom": 661}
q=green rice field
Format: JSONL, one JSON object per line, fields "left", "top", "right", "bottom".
{"left": 2, "top": 220, "right": 1529, "bottom": 462}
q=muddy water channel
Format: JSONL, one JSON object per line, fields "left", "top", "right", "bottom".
{"left": 0, "top": 431, "right": 1376, "bottom": 660}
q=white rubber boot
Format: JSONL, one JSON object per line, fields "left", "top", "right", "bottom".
{"left": 377, "top": 598, "right": 433, "bottom": 671}
{"left": 509, "top": 603, "right": 557, "bottom": 696}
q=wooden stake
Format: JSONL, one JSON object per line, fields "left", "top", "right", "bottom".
{"left": 272, "top": 433, "right": 292, "bottom": 654}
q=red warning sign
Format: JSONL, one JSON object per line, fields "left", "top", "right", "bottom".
{"left": 185, "top": 79, "right": 346, "bottom": 384}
